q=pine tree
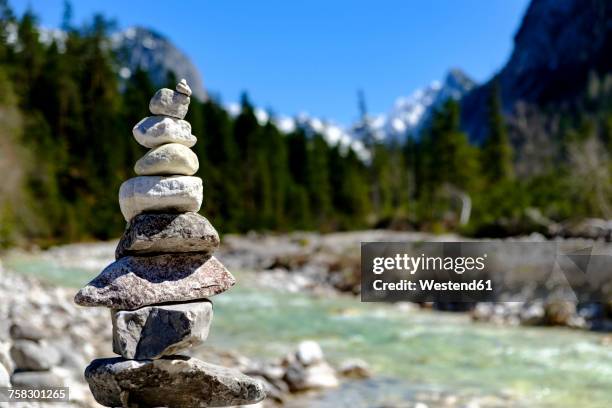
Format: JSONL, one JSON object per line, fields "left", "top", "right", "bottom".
{"left": 0, "top": 0, "right": 15, "bottom": 62}
{"left": 200, "top": 98, "right": 242, "bottom": 232}
{"left": 122, "top": 68, "right": 155, "bottom": 167}
{"left": 328, "top": 146, "right": 369, "bottom": 228}
{"left": 482, "top": 79, "right": 513, "bottom": 182}
{"left": 427, "top": 99, "right": 479, "bottom": 190}
{"left": 262, "top": 120, "right": 290, "bottom": 229}
{"left": 286, "top": 128, "right": 312, "bottom": 229}
{"left": 370, "top": 142, "right": 395, "bottom": 220}
{"left": 14, "top": 9, "right": 45, "bottom": 109}
{"left": 306, "top": 134, "right": 333, "bottom": 226}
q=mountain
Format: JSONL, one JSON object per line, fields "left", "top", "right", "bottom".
{"left": 461, "top": 0, "right": 612, "bottom": 142}
{"left": 244, "top": 68, "right": 476, "bottom": 155}
{"left": 111, "top": 26, "right": 207, "bottom": 100}
{"left": 361, "top": 68, "right": 476, "bottom": 141}
{"left": 21, "top": 25, "right": 207, "bottom": 100}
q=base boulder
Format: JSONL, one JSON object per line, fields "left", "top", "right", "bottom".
{"left": 85, "top": 357, "right": 266, "bottom": 407}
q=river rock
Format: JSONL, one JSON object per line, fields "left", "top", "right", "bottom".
{"left": 10, "top": 340, "right": 61, "bottom": 371}
{"left": 296, "top": 340, "right": 324, "bottom": 366}
{"left": 75, "top": 255, "right": 235, "bottom": 310}
{"left": 10, "top": 322, "right": 45, "bottom": 341}
{"left": 112, "top": 300, "right": 213, "bottom": 360}
{"left": 115, "top": 212, "right": 220, "bottom": 258}
{"left": 544, "top": 301, "right": 579, "bottom": 326}
{"left": 0, "top": 341, "right": 13, "bottom": 373}
{"left": 133, "top": 116, "right": 196, "bottom": 148}
{"left": 85, "top": 357, "right": 266, "bottom": 407}
{"left": 149, "top": 88, "right": 190, "bottom": 119}
{"left": 284, "top": 360, "right": 339, "bottom": 391}
{"left": 339, "top": 358, "right": 372, "bottom": 379}
{"left": 0, "top": 363, "right": 9, "bottom": 387}
{"left": 134, "top": 143, "right": 199, "bottom": 176}
{"left": 11, "top": 370, "right": 66, "bottom": 388}
{"left": 118, "top": 176, "right": 203, "bottom": 221}
{"left": 176, "top": 78, "right": 192, "bottom": 96}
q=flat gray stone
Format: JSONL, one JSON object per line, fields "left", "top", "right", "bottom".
{"left": 112, "top": 300, "right": 213, "bottom": 360}
{"left": 118, "top": 176, "right": 203, "bottom": 221}
{"left": 133, "top": 116, "right": 196, "bottom": 148}
{"left": 75, "top": 255, "right": 235, "bottom": 310}
{"left": 134, "top": 143, "right": 199, "bottom": 176}
{"left": 85, "top": 356, "right": 266, "bottom": 407}
{"left": 115, "top": 212, "right": 220, "bottom": 259}
{"left": 149, "top": 88, "right": 190, "bottom": 119}
{"left": 10, "top": 340, "right": 61, "bottom": 371}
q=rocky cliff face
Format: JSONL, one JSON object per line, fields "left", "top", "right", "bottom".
{"left": 462, "top": 0, "right": 612, "bottom": 142}
{"left": 111, "top": 27, "right": 207, "bottom": 101}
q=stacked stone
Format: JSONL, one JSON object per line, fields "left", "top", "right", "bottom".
{"left": 74, "top": 80, "right": 265, "bottom": 408}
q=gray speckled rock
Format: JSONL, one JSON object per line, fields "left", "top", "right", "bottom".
{"left": 74, "top": 255, "right": 235, "bottom": 310}
{"left": 10, "top": 340, "right": 61, "bottom": 371}
{"left": 133, "top": 116, "right": 196, "bottom": 148}
{"left": 134, "top": 143, "right": 199, "bottom": 176}
{"left": 115, "top": 212, "right": 219, "bottom": 259}
{"left": 112, "top": 300, "right": 213, "bottom": 360}
{"left": 118, "top": 176, "right": 202, "bottom": 221}
{"left": 149, "top": 88, "right": 190, "bottom": 119}
{"left": 85, "top": 357, "right": 266, "bottom": 408}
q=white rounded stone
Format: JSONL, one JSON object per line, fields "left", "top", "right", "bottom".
{"left": 176, "top": 79, "right": 192, "bottom": 96}
{"left": 296, "top": 340, "right": 324, "bottom": 366}
{"left": 149, "top": 88, "right": 190, "bottom": 119}
{"left": 134, "top": 143, "right": 199, "bottom": 176}
{"left": 118, "top": 176, "right": 203, "bottom": 221}
{"left": 132, "top": 116, "right": 196, "bottom": 148}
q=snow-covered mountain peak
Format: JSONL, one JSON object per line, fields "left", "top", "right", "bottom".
{"left": 379, "top": 69, "right": 476, "bottom": 140}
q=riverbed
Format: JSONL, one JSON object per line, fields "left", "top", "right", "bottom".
{"left": 3, "top": 240, "right": 612, "bottom": 408}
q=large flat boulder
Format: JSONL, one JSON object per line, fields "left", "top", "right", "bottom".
{"left": 118, "top": 176, "right": 202, "bottom": 221}
{"left": 75, "top": 255, "right": 235, "bottom": 310}
{"left": 116, "top": 212, "right": 219, "bottom": 259}
{"left": 133, "top": 116, "right": 196, "bottom": 148}
{"left": 85, "top": 357, "right": 266, "bottom": 407}
{"left": 112, "top": 300, "right": 213, "bottom": 360}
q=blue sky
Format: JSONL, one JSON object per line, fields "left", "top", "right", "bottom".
{"left": 12, "top": 0, "right": 530, "bottom": 125}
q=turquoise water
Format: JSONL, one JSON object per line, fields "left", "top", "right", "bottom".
{"left": 4, "top": 250, "right": 612, "bottom": 407}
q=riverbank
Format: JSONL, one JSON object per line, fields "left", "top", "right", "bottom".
{"left": 217, "top": 231, "right": 612, "bottom": 330}
{"left": 2, "top": 233, "right": 612, "bottom": 407}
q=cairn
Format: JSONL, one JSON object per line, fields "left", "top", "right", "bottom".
{"left": 74, "top": 80, "right": 265, "bottom": 408}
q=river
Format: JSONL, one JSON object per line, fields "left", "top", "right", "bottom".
{"left": 3, "top": 242, "right": 612, "bottom": 407}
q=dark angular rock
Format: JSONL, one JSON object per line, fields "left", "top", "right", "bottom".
{"left": 85, "top": 356, "right": 266, "bottom": 407}
{"left": 74, "top": 255, "right": 235, "bottom": 310}
{"left": 112, "top": 300, "right": 213, "bottom": 360}
{"left": 115, "top": 212, "right": 219, "bottom": 259}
